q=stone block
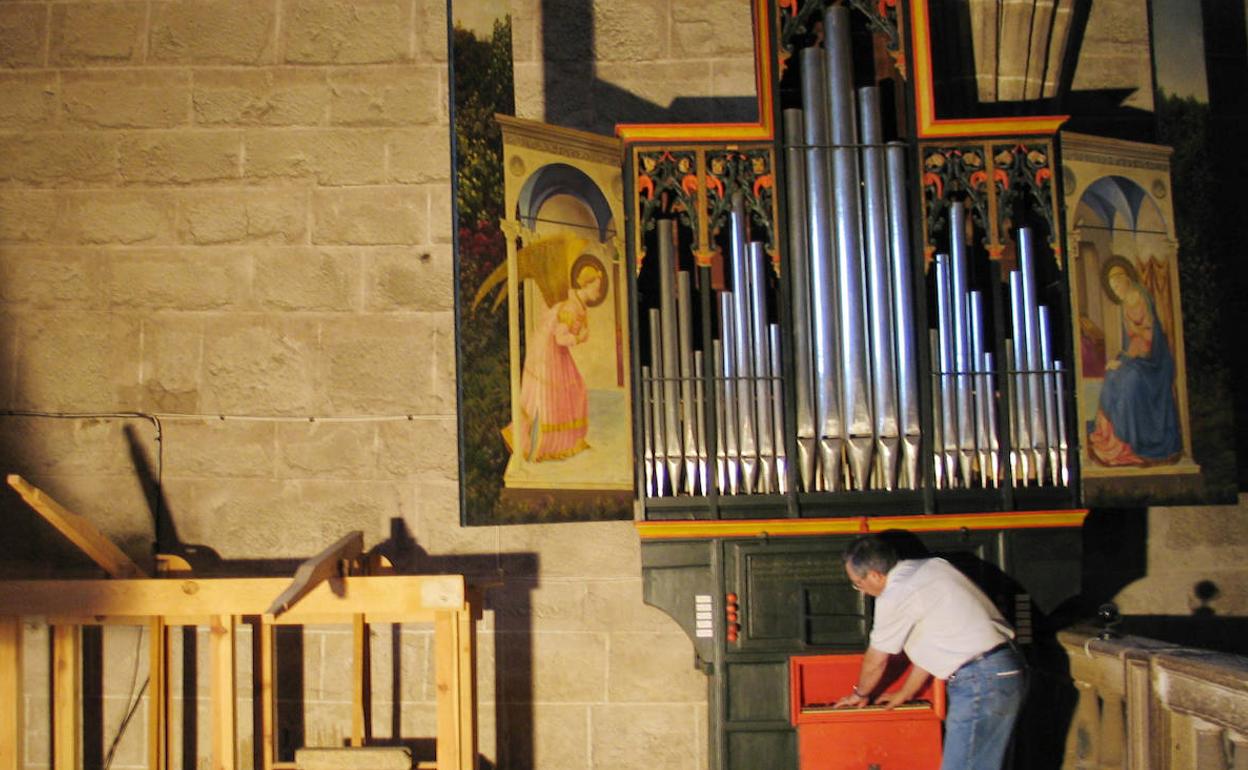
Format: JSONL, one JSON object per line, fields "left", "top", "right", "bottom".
{"left": 149, "top": 0, "right": 276, "bottom": 64}
{"left": 0, "top": 191, "right": 60, "bottom": 244}
{"left": 0, "top": 4, "right": 47, "bottom": 68}
{"left": 119, "top": 131, "right": 243, "bottom": 184}
{"left": 139, "top": 316, "right": 205, "bottom": 413}
{"left": 427, "top": 185, "right": 453, "bottom": 243}
{"left": 245, "top": 129, "right": 387, "bottom": 185}
{"left": 386, "top": 126, "right": 451, "bottom": 183}
{"left": 596, "top": 61, "right": 715, "bottom": 117}
{"left": 364, "top": 244, "right": 452, "bottom": 311}
{"left": 106, "top": 248, "right": 250, "bottom": 310}
{"left": 413, "top": 0, "right": 447, "bottom": 62}
{"left": 0, "top": 415, "right": 153, "bottom": 477}
{"left": 310, "top": 186, "right": 427, "bottom": 245}
{"left": 492, "top": 702, "right": 588, "bottom": 770}
{"left": 0, "top": 248, "right": 102, "bottom": 309}
{"left": 193, "top": 68, "right": 330, "bottom": 127}
{"left": 672, "top": 0, "right": 756, "bottom": 60}
{"left": 327, "top": 67, "right": 442, "bottom": 127}
{"left": 321, "top": 314, "right": 441, "bottom": 412}
{"left": 162, "top": 478, "right": 394, "bottom": 559}
{"left": 60, "top": 191, "right": 177, "bottom": 245}
{"left": 62, "top": 70, "right": 191, "bottom": 129}
{"left": 585, "top": 578, "right": 685, "bottom": 634}
{"left": 498, "top": 520, "right": 639, "bottom": 580}
{"left": 178, "top": 188, "right": 308, "bottom": 245}
{"left": 376, "top": 415, "right": 458, "bottom": 478}
{"left": 0, "top": 72, "right": 57, "bottom": 128}
{"left": 295, "top": 747, "right": 413, "bottom": 770}
{"left": 593, "top": 0, "right": 668, "bottom": 62}
{"left": 254, "top": 248, "right": 360, "bottom": 311}
{"left": 0, "top": 132, "right": 117, "bottom": 186}
{"left": 590, "top": 704, "right": 700, "bottom": 770}
{"left": 14, "top": 313, "right": 142, "bottom": 411}
{"left": 50, "top": 2, "right": 146, "bottom": 66}
{"left": 282, "top": 0, "right": 410, "bottom": 65}
{"left": 488, "top": 578, "right": 587, "bottom": 633}
{"left": 312, "top": 626, "right": 354, "bottom": 701}
{"left": 276, "top": 421, "right": 378, "bottom": 479}
{"left": 607, "top": 631, "right": 706, "bottom": 703}
{"left": 498, "top": 631, "right": 606, "bottom": 703}
{"left": 712, "top": 57, "right": 764, "bottom": 103}
{"left": 161, "top": 419, "right": 278, "bottom": 479}
{"left": 200, "top": 317, "right": 321, "bottom": 415}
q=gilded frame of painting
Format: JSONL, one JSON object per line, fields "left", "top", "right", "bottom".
{"left": 1060, "top": 131, "right": 1199, "bottom": 480}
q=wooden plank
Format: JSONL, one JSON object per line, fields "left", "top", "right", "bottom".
{"left": 6, "top": 475, "right": 148, "bottom": 579}
{"left": 266, "top": 531, "right": 364, "bottom": 617}
{"left": 0, "top": 618, "right": 21, "bottom": 770}
{"left": 209, "top": 615, "right": 236, "bottom": 770}
{"left": 259, "top": 620, "right": 275, "bottom": 770}
{"left": 148, "top": 617, "right": 167, "bottom": 770}
{"left": 456, "top": 609, "right": 477, "bottom": 769}
{"left": 434, "top": 610, "right": 461, "bottom": 770}
{"left": 52, "top": 625, "right": 80, "bottom": 770}
{"left": 351, "top": 614, "right": 366, "bottom": 747}
{"left": 0, "top": 575, "right": 465, "bottom": 619}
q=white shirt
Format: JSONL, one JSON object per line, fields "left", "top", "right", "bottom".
{"left": 868, "top": 558, "right": 1014, "bottom": 679}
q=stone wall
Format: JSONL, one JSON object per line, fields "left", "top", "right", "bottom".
{"left": 0, "top": 0, "right": 753, "bottom": 768}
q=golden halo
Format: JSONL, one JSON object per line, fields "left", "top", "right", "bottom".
{"left": 1099, "top": 255, "right": 1140, "bottom": 305}
{"left": 570, "top": 253, "right": 608, "bottom": 307}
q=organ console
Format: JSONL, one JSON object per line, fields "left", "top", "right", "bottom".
{"left": 619, "top": 1, "right": 1092, "bottom": 767}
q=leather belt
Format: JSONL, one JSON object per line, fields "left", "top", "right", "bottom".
{"left": 953, "top": 640, "right": 1016, "bottom": 674}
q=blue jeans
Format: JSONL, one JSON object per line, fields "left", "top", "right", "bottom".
{"left": 941, "top": 645, "right": 1028, "bottom": 770}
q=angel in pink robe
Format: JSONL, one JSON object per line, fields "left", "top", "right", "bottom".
{"left": 512, "top": 256, "right": 607, "bottom": 461}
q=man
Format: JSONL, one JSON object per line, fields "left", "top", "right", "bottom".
{"left": 833, "top": 534, "right": 1027, "bottom": 770}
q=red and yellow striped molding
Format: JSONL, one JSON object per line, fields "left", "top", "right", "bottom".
{"left": 615, "top": 0, "right": 776, "bottom": 144}
{"left": 909, "top": 0, "right": 1068, "bottom": 138}
{"left": 635, "top": 509, "right": 1088, "bottom": 540}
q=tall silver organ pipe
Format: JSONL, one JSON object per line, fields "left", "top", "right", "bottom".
{"left": 729, "top": 196, "right": 759, "bottom": 493}
{"left": 676, "top": 269, "right": 697, "bottom": 494}
{"left": 984, "top": 351, "right": 1001, "bottom": 485}
{"left": 934, "top": 253, "right": 958, "bottom": 486}
{"left": 783, "top": 108, "right": 818, "bottom": 493}
{"left": 798, "top": 45, "right": 844, "bottom": 492}
{"left": 749, "top": 243, "right": 776, "bottom": 493}
{"left": 693, "top": 349, "right": 709, "bottom": 495}
{"left": 657, "top": 220, "right": 683, "bottom": 493}
{"left": 968, "top": 291, "right": 993, "bottom": 487}
{"left": 1018, "top": 228, "right": 1048, "bottom": 484}
{"left": 858, "top": 86, "right": 900, "bottom": 491}
{"left": 719, "top": 292, "right": 741, "bottom": 495}
{"left": 712, "top": 340, "right": 727, "bottom": 494}
{"left": 769, "top": 324, "right": 789, "bottom": 495}
{"left": 886, "top": 143, "right": 921, "bottom": 490}
{"left": 647, "top": 307, "right": 668, "bottom": 495}
{"left": 1008, "top": 274, "right": 1032, "bottom": 484}
{"left": 825, "top": 5, "right": 873, "bottom": 489}
{"left": 948, "top": 203, "right": 975, "bottom": 485}
{"left": 1038, "top": 304, "right": 1060, "bottom": 486}
{"left": 642, "top": 364, "right": 654, "bottom": 497}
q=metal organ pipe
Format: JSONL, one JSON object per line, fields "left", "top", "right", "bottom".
{"left": 729, "top": 195, "right": 758, "bottom": 493}
{"left": 886, "top": 143, "right": 922, "bottom": 491}
{"left": 676, "top": 269, "right": 697, "bottom": 494}
{"left": 968, "top": 291, "right": 992, "bottom": 487}
{"left": 1038, "top": 304, "right": 1060, "bottom": 486}
{"left": 648, "top": 307, "right": 668, "bottom": 495}
{"left": 934, "top": 254, "right": 958, "bottom": 486}
{"left": 783, "top": 108, "right": 818, "bottom": 493}
{"left": 1008, "top": 274, "right": 1031, "bottom": 484}
{"left": 769, "top": 324, "right": 788, "bottom": 495}
{"left": 719, "top": 293, "right": 741, "bottom": 495}
{"left": 798, "top": 45, "right": 844, "bottom": 492}
{"left": 858, "top": 86, "right": 900, "bottom": 491}
{"left": 825, "top": 5, "right": 873, "bottom": 490}
{"left": 749, "top": 242, "right": 776, "bottom": 494}
{"left": 1018, "top": 228, "right": 1048, "bottom": 484}
{"left": 948, "top": 203, "right": 975, "bottom": 485}
{"left": 657, "top": 219, "right": 683, "bottom": 493}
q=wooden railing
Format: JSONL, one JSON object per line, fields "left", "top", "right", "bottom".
{"left": 1058, "top": 627, "right": 1248, "bottom": 769}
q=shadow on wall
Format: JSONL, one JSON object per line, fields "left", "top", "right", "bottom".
{"left": 539, "top": 0, "right": 758, "bottom": 136}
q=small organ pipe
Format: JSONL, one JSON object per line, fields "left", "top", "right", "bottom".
{"left": 1008, "top": 274, "right": 1031, "bottom": 483}
{"left": 642, "top": 364, "right": 654, "bottom": 497}
{"left": 730, "top": 196, "right": 758, "bottom": 493}
{"left": 677, "top": 269, "right": 697, "bottom": 494}
{"left": 969, "top": 290, "right": 990, "bottom": 487}
{"left": 1054, "top": 360, "right": 1070, "bottom": 486}
{"left": 694, "top": 349, "right": 709, "bottom": 496}
{"left": 935, "top": 254, "right": 959, "bottom": 486}
{"left": 719, "top": 293, "right": 741, "bottom": 495}
{"left": 769, "top": 324, "right": 789, "bottom": 495}
{"left": 712, "top": 340, "right": 727, "bottom": 495}
{"left": 984, "top": 351, "right": 1001, "bottom": 486}
{"left": 930, "top": 328, "right": 946, "bottom": 490}
{"left": 1038, "top": 305, "right": 1060, "bottom": 486}
{"left": 648, "top": 307, "right": 668, "bottom": 495}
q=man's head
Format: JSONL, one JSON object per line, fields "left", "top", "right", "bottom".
{"left": 843, "top": 534, "right": 898, "bottom": 597}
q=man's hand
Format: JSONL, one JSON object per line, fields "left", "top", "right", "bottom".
{"left": 874, "top": 690, "right": 909, "bottom": 710}
{"left": 832, "top": 691, "right": 869, "bottom": 709}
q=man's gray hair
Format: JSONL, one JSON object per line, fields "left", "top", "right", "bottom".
{"left": 843, "top": 534, "right": 898, "bottom": 577}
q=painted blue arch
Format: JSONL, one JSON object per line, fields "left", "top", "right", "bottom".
{"left": 1081, "top": 175, "right": 1150, "bottom": 233}
{"left": 516, "top": 162, "right": 615, "bottom": 243}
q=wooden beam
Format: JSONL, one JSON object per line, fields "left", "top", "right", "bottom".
{"left": 6, "top": 475, "right": 148, "bottom": 579}
{"left": 259, "top": 620, "right": 275, "bottom": 770}
{"left": 52, "top": 625, "right": 80, "bottom": 770}
{"left": 434, "top": 609, "right": 476, "bottom": 770}
{"left": 0, "top": 617, "right": 21, "bottom": 770}
{"left": 0, "top": 575, "right": 465, "bottom": 620}
{"left": 351, "top": 614, "right": 367, "bottom": 747}
{"left": 209, "top": 615, "right": 236, "bottom": 770}
{"left": 265, "top": 531, "right": 364, "bottom": 617}
{"left": 148, "top": 617, "right": 167, "bottom": 770}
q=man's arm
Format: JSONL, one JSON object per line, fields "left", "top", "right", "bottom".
{"left": 832, "top": 646, "right": 891, "bottom": 708}
{"left": 874, "top": 664, "right": 931, "bottom": 710}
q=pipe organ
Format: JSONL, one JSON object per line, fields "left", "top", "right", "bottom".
{"left": 622, "top": 1, "right": 1089, "bottom": 768}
